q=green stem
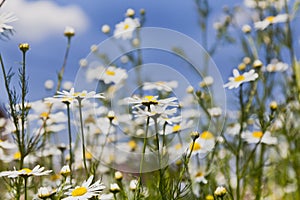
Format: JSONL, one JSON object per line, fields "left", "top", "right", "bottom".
{"left": 135, "top": 115, "right": 150, "bottom": 200}
{"left": 56, "top": 37, "right": 71, "bottom": 92}
{"left": 76, "top": 97, "right": 89, "bottom": 178}
{"left": 65, "top": 102, "right": 73, "bottom": 184}
{"left": 255, "top": 144, "right": 265, "bottom": 200}
{"left": 24, "top": 177, "right": 28, "bottom": 200}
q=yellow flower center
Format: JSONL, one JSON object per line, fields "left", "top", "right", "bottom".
{"left": 252, "top": 131, "right": 263, "bottom": 138}
{"left": 73, "top": 92, "right": 86, "bottom": 97}
{"left": 195, "top": 171, "right": 203, "bottom": 177}
{"left": 190, "top": 142, "right": 201, "bottom": 151}
{"left": 128, "top": 140, "right": 137, "bottom": 151}
{"left": 40, "top": 112, "right": 49, "bottom": 118}
{"left": 234, "top": 75, "right": 245, "bottom": 82}
{"left": 19, "top": 168, "right": 32, "bottom": 174}
{"left": 71, "top": 187, "right": 87, "bottom": 197}
{"left": 142, "top": 96, "right": 158, "bottom": 105}
{"left": 175, "top": 143, "right": 182, "bottom": 150}
{"left": 106, "top": 70, "right": 116, "bottom": 76}
{"left": 124, "top": 23, "right": 130, "bottom": 30}
{"left": 200, "top": 131, "right": 214, "bottom": 139}
{"left": 265, "top": 16, "right": 275, "bottom": 23}
{"left": 85, "top": 152, "right": 93, "bottom": 160}
{"left": 14, "top": 151, "right": 21, "bottom": 160}
{"left": 172, "top": 125, "right": 181, "bottom": 132}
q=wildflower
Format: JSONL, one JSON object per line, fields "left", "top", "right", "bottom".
{"left": 63, "top": 175, "right": 105, "bottom": 200}
{"left": 101, "top": 66, "right": 128, "bottom": 85}
{"left": 126, "top": 8, "right": 135, "bottom": 17}
{"left": 126, "top": 95, "right": 178, "bottom": 108}
{"left": 109, "top": 183, "right": 120, "bottom": 194}
{"left": 62, "top": 81, "right": 73, "bottom": 90}
{"left": 253, "top": 59, "right": 263, "bottom": 68}
{"left": 64, "top": 26, "right": 75, "bottom": 38}
{"left": 214, "top": 186, "right": 227, "bottom": 197}
{"left": 19, "top": 43, "right": 30, "bottom": 52}
{"left": 270, "top": 101, "right": 278, "bottom": 111}
{"left": 241, "top": 130, "right": 278, "bottom": 145}
{"left": 254, "top": 14, "right": 288, "bottom": 30}
{"left": 242, "top": 24, "right": 251, "bottom": 33}
{"left": 54, "top": 87, "right": 105, "bottom": 103}
{"left": 132, "top": 38, "right": 140, "bottom": 46}
{"left": 44, "top": 79, "right": 54, "bottom": 90}
{"left": 37, "top": 187, "right": 56, "bottom": 199}
{"left": 223, "top": 69, "right": 258, "bottom": 89}
{"left": 129, "top": 179, "right": 138, "bottom": 191}
{"left": 0, "top": 165, "right": 52, "bottom": 178}
{"left": 266, "top": 59, "right": 288, "bottom": 72}
{"left": 0, "top": 12, "right": 17, "bottom": 35}
{"left": 101, "top": 24, "right": 110, "bottom": 34}
{"left": 114, "top": 171, "right": 123, "bottom": 180}
{"left": 186, "top": 85, "right": 194, "bottom": 93}
{"left": 60, "top": 165, "right": 71, "bottom": 177}
{"left": 142, "top": 81, "right": 178, "bottom": 92}
{"left": 238, "top": 63, "right": 246, "bottom": 71}
{"left": 190, "top": 131, "right": 200, "bottom": 141}
{"left": 114, "top": 17, "right": 140, "bottom": 40}
{"left": 79, "top": 58, "right": 88, "bottom": 67}
{"left": 208, "top": 107, "right": 222, "bottom": 117}
{"left": 199, "top": 76, "right": 214, "bottom": 87}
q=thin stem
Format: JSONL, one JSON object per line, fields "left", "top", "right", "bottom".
{"left": 56, "top": 37, "right": 72, "bottom": 92}
{"left": 24, "top": 177, "right": 28, "bottom": 200}
{"left": 255, "top": 144, "right": 265, "bottom": 200}
{"left": 0, "top": 0, "right": 6, "bottom": 7}
{"left": 135, "top": 115, "right": 150, "bottom": 200}
{"left": 66, "top": 102, "right": 73, "bottom": 184}
{"left": 76, "top": 97, "right": 89, "bottom": 178}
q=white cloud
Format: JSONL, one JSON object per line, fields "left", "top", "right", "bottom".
{"left": 2, "top": 0, "right": 89, "bottom": 42}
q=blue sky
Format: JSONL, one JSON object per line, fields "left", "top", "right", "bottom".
{"left": 1, "top": 0, "right": 297, "bottom": 103}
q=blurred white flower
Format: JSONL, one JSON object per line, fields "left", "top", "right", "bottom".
{"left": 37, "top": 187, "right": 56, "bottom": 199}
{"left": 143, "top": 81, "right": 178, "bottom": 92}
{"left": 0, "top": 165, "right": 52, "bottom": 178}
{"left": 44, "top": 79, "right": 54, "bottom": 90}
{"left": 64, "top": 26, "right": 75, "bottom": 37}
{"left": 79, "top": 58, "right": 88, "bottom": 67}
{"left": 199, "top": 76, "right": 214, "bottom": 87}
{"left": 101, "top": 24, "right": 110, "bottom": 34}
{"left": 0, "top": 12, "right": 18, "bottom": 34}
{"left": 208, "top": 107, "right": 222, "bottom": 117}
{"left": 114, "top": 17, "right": 140, "bottom": 40}
{"left": 254, "top": 14, "right": 288, "bottom": 30}
{"left": 224, "top": 69, "right": 258, "bottom": 89}
{"left": 62, "top": 81, "right": 73, "bottom": 90}
{"left": 241, "top": 130, "right": 278, "bottom": 145}
{"left": 266, "top": 59, "right": 288, "bottom": 72}
{"left": 101, "top": 66, "right": 128, "bottom": 85}
{"left": 126, "top": 8, "right": 135, "bottom": 17}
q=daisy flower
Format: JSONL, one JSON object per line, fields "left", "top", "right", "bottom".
{"left": 53, "top": 87, "right": 105, "bottom": 103}
{"left": 114, "top": 17, "right": 140, "bottom": 40}
{"left": 241, "top": 130, "right": 278, "bottom": 145}
{"left": 100, "top": 66, "right": 128, "bottom": 85}
{"left": 254, "top": 14, "right": 288, "bottom": 30}
{"left": 0, "top": 165, "right": 52, "bottom": 178}
{"left": 142, "top": 81, "right": 178, "bottom": 92}
{"left": 63, "top": 175, "right": 105, "bottom": 200}
{"left": 208, "top": 107, "right": 222, "bottom": 117}
{"left": 265, "top": 59, "right": 288, "bottom": 72}
{"left": 126, "top": 95, "right": 178, "bottom": 108}
{"left": 37, "top": 187, "right": 56, "bottom": 199}
{"left": 0, "top": 12, "right": 18, "bottom": 34}
{"left": 223, "top": 69, "right": 258, "bottom": 89}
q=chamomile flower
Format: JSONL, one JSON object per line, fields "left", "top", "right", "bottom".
{"left": 101, "top": 66, "right": 128, "bottom": 85}
{"left": 241, "top": 130, "right": 278, "bottom": 145}
{"left": 208, "top": 107, "right": 222, "bottom": 117}
{"left": 37, "top": 187, "right": 56, "bottom": 199}
{"left": 254, "top": 14, "right": 288, "bottom": 30}
{"left": 0, "top": 165, "right": 52, "bottom": 178}
{"left": 126, "top": 95, "right": 178, "bottom": 108}
{"left": 142, "top": 81, "right": 178, "bottom": 92}
{"left": 266, "top": 59, "right": 288, "bottom": 72}
{"left": 0, "top": 12, "right": 18, "bottom": 35}
{"left": 63, "top": 175, "right": 105, "bottom": 200}
{"left": 54, "top": 88, "right": 105, "bottom": 103}
{"left": 114, "top": 17, "right": 140, "bottom": 40}
{"left": 223, "top": 69, "right": 258, "bottom": 89}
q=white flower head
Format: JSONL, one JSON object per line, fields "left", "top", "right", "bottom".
{"left": 114, "top": 17, "right": 140, "bottom": 40}
{"left": 0, "top": 165, "right": 52, "bottom": 178}
{"left": 44, "top": 79, "right": 54, "bottom": 90}
{"left": 241, "top": 130, "right": 278, "bottom": 145}
{"left": 254, "top": 14, "right": 288, "bottom": 30}
{"left": 208, "top": 107, "right": 222, "bottom": 117}
{"left": 101, "top": 24, "right": 110, "bottom": 34}
{"left": 143, "top": 81, "right": 178, "bottom": 92}
{"left": 266, "top": 59, "right": 288, "bottom": 72}
{"left": 0, "top": 12, "right": 18, "bottom": 34}
{"left": 63, "top": 175, "right": 105, "bottom": 200}
{"left": 199, "top": 76, "right": 214, "bottom": 87}
{"left": 101, "top": 66, "right": 128, "bottom": 85}
{"left": 224, "top": 69, "right": 258, "bottom": 89}
{"left": 38, "top": 187, "right": 56, "bottom": 199}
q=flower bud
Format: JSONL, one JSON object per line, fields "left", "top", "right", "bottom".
{"left": 190, "top": 131, "right": 200, "bottom": 141}
{"left": 214, "top": 186, "right": 227, "bottom": 197}
{"left": 101, "top": 24, "right": 110, "bottom": 34}
{"left": 270, "top": 101, "right": 278, "bottom": 111}
{"left": 19, "top": 43, "right": 30, "bottom": 53}
{"left": 253, "top": 59, "right": 263, "bottom": 68}
{"left": 115, "top": 171, "right": 123, "bottom": 181}
{"left": 242, "top": 24, "right": 251, "bottom": 34}
{"left": 126, "top": 8, "right": 135, "bottom": 17}
{"left": 64, "top": 26, "right": 75, "bottom": 38}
